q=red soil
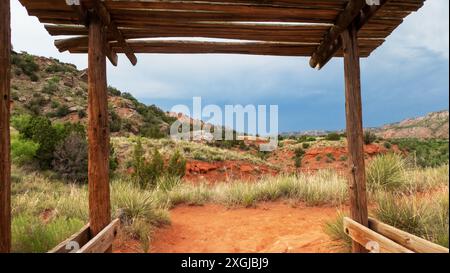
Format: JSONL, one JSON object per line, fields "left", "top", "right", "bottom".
{"left": 114, "top": 202, "right": 346, "bottom": 253}
{"left": 184, "top": 143, "right": 396, "bottom": 183}
{"left": 184, "top": 160, "right": 279, "bottom": 184}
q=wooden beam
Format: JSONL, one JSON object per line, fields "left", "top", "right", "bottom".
{"left": 87, "top": 14, "right": 111, "bottom": 251}
{"left": 86, "top": 0, "right": 137, "bottom": 66}
{"left": 46, "top": 23, "right": 329, "bottom": 44}
{"left": 0, "top": 0, "right": 11, "bottom": 254}
{"left": 76, "top": 219, "right": 120, "bottom": 253}
{"left": 344, "top": 217, "right": 414, "bottom": 253}
{"left": 368, "top": 218, "right": 450, "bottom": 253}
{"left": 310, "top": 0, "right": 366, "bottom": 69}
{"left": 48, "top": 223, "right": 91, "bottom": 253}
{"left": 310, "top": 0, "right": 390, "bottom": 69}
{"left": 55, "top": 36, "right": 118, "bottom": 66}
{"left": 342, "top": 23, "right": 369, "bottom": 253}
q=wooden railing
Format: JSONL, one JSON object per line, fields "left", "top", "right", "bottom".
{"left": 344, "top": 217, "right": 449, "bottom": 253}
{"left": 48, "top": 218, "right": 119, "bottom": 253}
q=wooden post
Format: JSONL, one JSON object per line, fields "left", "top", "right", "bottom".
{"left": 342, "top": 23, "right": 369, "bottom": 253}
{"left": 0, "top": 0, "right": 11, "bottom": 253}
{"left": 87, "top": 13, "right": 111, "bottom": 250}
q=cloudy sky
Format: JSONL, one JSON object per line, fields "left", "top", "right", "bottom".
{"left": 10, "top": 0, "right": 449, "bottom": 132}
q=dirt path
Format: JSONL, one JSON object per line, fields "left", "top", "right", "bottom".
{"left": 135, "top": 202, "right": 345, "bottom": 253}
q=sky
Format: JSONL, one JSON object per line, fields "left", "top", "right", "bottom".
{"left": 10, "top": 0, "right": 450, "bottom": 133}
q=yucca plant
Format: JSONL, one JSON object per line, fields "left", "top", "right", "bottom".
{"left": 366, "top": 153, "right": 406, "bottom": 191}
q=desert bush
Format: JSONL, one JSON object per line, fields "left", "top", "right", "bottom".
{"left": 131, "top": 138, "right": 148, "bottom": 188}
{"left": 11, "top": 114, "right": 33, "bottom": 133}
{"left": 325, "top": 132, "right": 341, "bottom": 141}
{"left": 109, "top": 108, "right": 122, "bottom": 133}
{"left": 148, "top": 148, "right": 165, "bottom": 181}
{"left": 11, "top": 53, "right": 39, "bottom": 81}
{"left": 374, "top": 190, "right": 449, "bottom": 248}
{"left": 390, "top": 138, "right": 449, "bottom": 168}
{"left": 366, "top": 153, "right": 405, "bottom": 191}
{"left": 20, "top": 116, "right": 57, "bottom": 169}
{"left": 108, "top": 86, "right": 122, "bottom": 96}
{"left": 77, "top": 109, "right": 86, "bottom": 119}
{"left": 167, "top": 150, "right": 187, "bottom": 178}
{"left": 55, "top": 104, "right": 70, "bottom": 117}
{"left": 324, "top": 211, "right": 352, "bottom": 251}
{"left": 302, "top": 143, "right": 310, "bottom": 149}
{"left": 364, "top": 131, "right": 377, "bottom": 145}
{"left": 41, "top": 80, "right": 59, "bottom": 94}
{"left": 293, "top": 147, "right": 305, "bottom": 168}
{"left": 11, "top": 137, "right": 39, "bottom": 166}
{"left": 109, "top": 145, "right": 119, "bottom": 174}
{"left": 157, "top": 175, "right": 181, "bottom": 192}
{"left": 12, "top": 214, "right": 84, "bottom": 253}
{"left": 52, "top": 132, "right": 88, "bottom": 183}
{"left": 131, "top": 139, "right": 164, "bottom": 189}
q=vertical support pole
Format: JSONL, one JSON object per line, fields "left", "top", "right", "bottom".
{"left": 342, "top": 23, "right": 369, "bottom": 253}
{"left": 0, "top": 0, "right": 11, "bottom": 253}
{"left": 88, "top": 14, "right": 111, "bottom": 250}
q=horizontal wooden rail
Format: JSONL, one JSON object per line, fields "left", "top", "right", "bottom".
{"left": 343, "top": 217, "right": 414, "bottom": 253}
{"left": 77, "top": 219, "right": 120, "bottom": 253}
{"left": 368, "top": 217, "right": 449, "bottom": 253}
{"left": 48, "top": 224, "right": 91, "bottom": 253}
{"left": 48, "top": 219, "right": 120, "bottom": 253}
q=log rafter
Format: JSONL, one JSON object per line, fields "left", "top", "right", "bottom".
{"left": 310, "top": 0, "right": 391, "bottom": 69}
{"left": 76, "top": 0, "right": 137, "bottom": 66}
{"left": 19, "top": 0, "right": 425, "bottom": 65}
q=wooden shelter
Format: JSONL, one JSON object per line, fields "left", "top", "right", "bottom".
{"left": 0, "top": 0, "right": 432, "bottom": 253}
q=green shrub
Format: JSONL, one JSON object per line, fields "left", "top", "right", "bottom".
{"left": 109, "top": 145, "right": 119, "bottom": 174}
{"left": 20, "top": 116, "right": 57, "bottom": 169}
{"left": 131, "top": 138, "right": 154, "bottom": 189}
{"left": 325, "top": 132, "right": 341, "bottom": 141}
{"left": 55, "top": 104, "right": 69, "bottom": 117}
{"left": 375, "top": 191, "right": 449, "bottom": 248}
{"left": 167, "top": 150, "right": 187, "bottom": 178}
{"left": 148, "top": 148, "right": 164, "bottom": 181}
{"left": 302, "top": 143, "right": 310, "bottom": 149}
{"left": 366, "top": 153, "right": 405, "bottom": 191}
{"left": 41, "top": 80, "right": 59, "bottom": 94}
{"left": 11, "top": 138, "right": 39, "bottom": 165}
{"left": 293, "top": 147, "right": 305, "bottom": 168}
{"left": 108, "top": 86, "right": 122, "bottom": 96}
{"left": 390, "top": 138, "right": 449, "bottom": 168}
{"left": 364, "top": 131, "right": 377, "bottom": 145}
{"left": 109, "top": 109, "right": 122, "bottom": 133}
{"left": 383, "top": 142, "right": 392, "bottom": 149}
{"left": 11, "top": 53, "right": 39, "bottom": 81}
{"left": 77, "top": 109, "right": 86, "bottom": 119}
{"left": 11, "top": 114, "right": 33, "bottom": 132}
{"left": 50, "top": 101, "right": 59, "bottom": 109}
{"left": 52, "top": 132, "right": 88, "bottom": 183}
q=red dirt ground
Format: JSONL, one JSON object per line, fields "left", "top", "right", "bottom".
{"left": 114, "top": 202, "right": 346, "bottom": 253}
{"left": 183, "top": 143, "right": 399, "bottom": 183}
{"left": 184, "top": 160, "right": 279, "bottom": 184}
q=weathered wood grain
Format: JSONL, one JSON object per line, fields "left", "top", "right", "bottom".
{"left": 48, "top": 224, "right": 91, "bottom": 253}
{"left": 77, "top": 219, "right": 119, "bottom": 253}
{"left": 368, "top": 218, "right": 450, "bottom": 253}
{"left": 0, "top": 0, "right": 11, "bottom": 254}
{"left": 344, "top": 217, "right": 414, "bottom": 253}
{"left": 87, "top": 15, "right": 111, "bottom": 250}
{"left": 342, "top": 23, "right": 369, "bottom": 253}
